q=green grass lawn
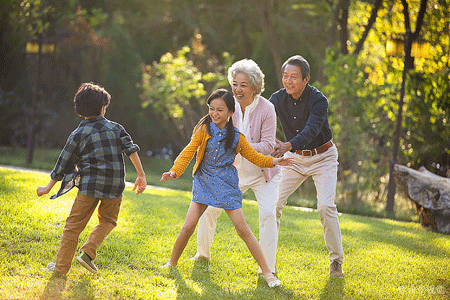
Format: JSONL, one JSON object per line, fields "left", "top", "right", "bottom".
{"left": 0, "top": 167, "right": 449, "bottom": 299}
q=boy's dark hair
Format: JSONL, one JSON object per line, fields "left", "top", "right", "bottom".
{"left": 74, "top": 83, "right": 111, "bottom": 117}
{"left": 282, "top": 55, "right": 310, "bottom": 79}
{"left": 194, "top": 88, "right": 236, "bottom": 150}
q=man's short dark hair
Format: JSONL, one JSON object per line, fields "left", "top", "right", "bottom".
{"left": 282, "top": 55, "right": 310, "bottom": 79}
{"left": 74, "top": 83, "right": 111, "bottom": 117}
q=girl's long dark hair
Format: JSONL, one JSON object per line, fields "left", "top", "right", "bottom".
{"left": 193, "top": 89, "right": 235, "bottom": 150}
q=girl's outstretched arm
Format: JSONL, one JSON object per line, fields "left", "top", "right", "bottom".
{"left": 238, "top": 134, "right": 295, "bottom": 168}
{"left": 273, "top": 157, "right": 294, "bottom": 166}
{"left": 160, "top": 170, "right": 176, "bottom": 182}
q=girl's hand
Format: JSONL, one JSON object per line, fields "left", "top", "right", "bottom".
{"left": 273, "top": 157, "right": 295, "bottom": 166}
{"left": 160, "top": 171, "right": 176, "bottom": 182}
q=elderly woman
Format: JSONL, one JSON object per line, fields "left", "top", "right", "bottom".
{"left": 194, "top": 58, "right": 280, "bottom": 273}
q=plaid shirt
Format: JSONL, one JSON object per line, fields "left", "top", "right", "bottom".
{"left": 50, "top": 116, "right": 139, "bottom": 199}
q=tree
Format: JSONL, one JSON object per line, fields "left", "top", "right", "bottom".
{"left": 8, "top": 0, "right": 54, "bottom": 164}
{"left": 139, "top": 40, "right": 232, "bottom": 152}
{"left": 251, "top": 0, "right": 283, "bottom": 88}
{"left": 353, "top": 0, "right": 384, "bottom": 55}
{"left": 318, "top": 0, "right": 449, "bottom": 217}
{"left": 385, "top": 0, "right": 429, "bottom": 213}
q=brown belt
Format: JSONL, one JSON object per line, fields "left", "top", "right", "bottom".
{"left": 295, "top": 140, "right": 333, "bottom": 156}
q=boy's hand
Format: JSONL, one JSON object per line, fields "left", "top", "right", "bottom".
{"left": 133, "top": 175, "right": 147, "bottom": 194}
{"left": 160, "top": 171, "right": 175, "bottom": 182}
{"left": 37, "top": 179, "right": 57, "bottom": 197}
{"left": 37, "top": 186, "right": 50, "bottom": 197}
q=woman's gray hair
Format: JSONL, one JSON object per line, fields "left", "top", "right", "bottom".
{"left": 227, "top": 59, "right": 265, "bottom": 95}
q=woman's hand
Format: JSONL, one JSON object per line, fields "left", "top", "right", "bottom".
{"left": 273, "top": 157, "right": 295, "bottom": 166}
{"left": 160, "top": 171, "right": 176, "bottom": 182}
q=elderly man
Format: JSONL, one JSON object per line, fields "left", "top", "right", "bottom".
{"left": 269, "top": 55, "right": 344, "bottom": 277}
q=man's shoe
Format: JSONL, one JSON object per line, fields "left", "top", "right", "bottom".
{"left": 330, "top": 261, "right": 344, "bottom": 277}
{"left": 76, "top": 253, "right": 98, "bottom": 274}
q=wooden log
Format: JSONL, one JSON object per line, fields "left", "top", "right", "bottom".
{"left": 394, "top": 164, "right": 450, "bottom": 234}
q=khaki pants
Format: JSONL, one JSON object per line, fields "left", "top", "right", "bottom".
{"left": 277, "top": 145, "right": 344, "bottom": 264}
{"left": 195, "top": 172, "right": 281, "bottom": 273}
{"left": 55, "top": 191, "right": 122, "bottom": 274}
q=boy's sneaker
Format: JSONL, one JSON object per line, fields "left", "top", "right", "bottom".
{"left": 46, "top": 262, "right": 65, "bottom": 277}
{"left": 76, "top": 253, "right": 98, "bottom": 274}
{"left": 46, "top": 262, "right": 56, "bottom": 272}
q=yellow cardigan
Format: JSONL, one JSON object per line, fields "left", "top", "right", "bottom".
{"left": 170, "top": 124, "right": 275, "bottom": 178}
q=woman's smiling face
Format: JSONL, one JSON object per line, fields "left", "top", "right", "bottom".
{"left": 232, "top": 72, "right": 256, "bottom": 107}
{"left": 208, "top": 97, "right": 233, "bottom": 129}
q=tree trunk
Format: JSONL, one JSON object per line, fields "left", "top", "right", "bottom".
{"left": 238, "top": 13, "right": 253, "bottom": 58}
{"left": 26, "top": 37, "right": 42, "bottom": 166}
{"left": 386, "top": 0, "right": 429, "bottom": 213}
{"left": 318, "top": 0, "right": 346, "bottom": 82}
{"left": 338, "top": 0, "right": 350, "bottom": 55}
{"left": 394, "top": 164, "right": 450, "bottom": 234}
{"left": 252, "top": 0, "right": 283, "bottom": 88}
{"left": 326, "top": 0, "right": 344, "bottom": 48}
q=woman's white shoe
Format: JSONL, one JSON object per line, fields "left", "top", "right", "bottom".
{"left": 264, "top": 275, "right": 281, "bottom": 288}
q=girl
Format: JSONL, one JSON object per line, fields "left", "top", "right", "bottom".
{"left": 160, "top": 89, "right": 293, "bottom": 288}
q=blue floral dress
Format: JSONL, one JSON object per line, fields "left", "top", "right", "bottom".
{"left": 192, "top": 123, "right": 242, "bottom": 209}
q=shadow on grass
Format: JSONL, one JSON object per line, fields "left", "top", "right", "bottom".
{"left": 279, "top": 206, "right": 449, "bottom": 260}
{"left": 255, "top": 275, "right": 296, "bottom": 299}
{"left": 320, "top": 277, "right": 345, "bottom": 300}
{"left": 167, "top": 266, "right": 202, "bottom": 299}
{"left": 190, "top": 260, "right": 212, "bottom": 283}
{"left": 66, "top": 275, "right": 97, "bottom": 299}
{"left": 339, "top": 214, "right": 449, "bottom": 258}
{"left": 41, "top": 272, "right": 67, "bottom": 300}
{"left": 41, "top": 273, "right": 97, "bottom": 300}
{"left": 167, "top": 261, "right": 228, "bottom": 299}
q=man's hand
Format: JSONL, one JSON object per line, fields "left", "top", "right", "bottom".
{"left": 133, "top": 175, "right": 147, "bottom": 194}
{"left": 271, "top": 140, "right": 292, "bottom": 158}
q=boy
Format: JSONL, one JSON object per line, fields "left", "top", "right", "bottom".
{"left": 37, "top": 82, "right": 147, "bottom": 276}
